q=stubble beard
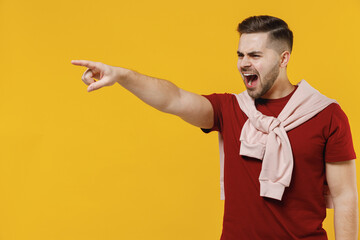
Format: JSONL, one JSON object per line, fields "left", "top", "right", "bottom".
{"left": 247, "top": 63, "right": 280, "bottom": 99}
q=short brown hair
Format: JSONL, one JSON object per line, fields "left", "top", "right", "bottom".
{"left": 237, "top": 15, "right": 293, "bottom": 53}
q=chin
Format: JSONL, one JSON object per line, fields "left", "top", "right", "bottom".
{"left": 246, "top": 89, "right": 261, "bottom": 99}
{"left": 246, "top": 85, "right": 263, "bottom": 99}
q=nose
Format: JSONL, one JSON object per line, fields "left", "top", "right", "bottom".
{"left": 238, "top": 55, "right": 251, "bottom": 69}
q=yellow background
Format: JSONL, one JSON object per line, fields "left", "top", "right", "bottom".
{"left": 0, "top": 0, "right": 359, "bottom": 239}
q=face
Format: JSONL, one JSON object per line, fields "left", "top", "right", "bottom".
{"left": 237, "top": 32, "right": 281, "bottom": 99}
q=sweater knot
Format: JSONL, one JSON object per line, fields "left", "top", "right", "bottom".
{"left": 249, "top": 111, "right": 282, "bottom": 133}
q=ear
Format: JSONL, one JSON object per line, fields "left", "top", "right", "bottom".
{"left": 280, "top": 51, "right": 290, "bottom": 68}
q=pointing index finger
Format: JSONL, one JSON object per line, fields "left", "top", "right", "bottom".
{"left": 71, "top": 60, "right": 98, "bottom": 70}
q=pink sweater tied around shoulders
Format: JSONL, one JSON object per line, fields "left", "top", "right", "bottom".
{"left": 217, "top": 80, "right": 337, "bottom": 208}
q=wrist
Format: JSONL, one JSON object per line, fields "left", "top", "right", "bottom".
{"left": 116, "top": 67, "right": 133, "bottom": 85}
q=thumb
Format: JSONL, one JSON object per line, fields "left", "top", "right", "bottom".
{"left": 88, "top": 81, "right": 106, "bottom": 92}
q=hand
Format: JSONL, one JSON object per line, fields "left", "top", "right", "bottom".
{"left": 71, "top": 60, "right": 129, "bottom": 92}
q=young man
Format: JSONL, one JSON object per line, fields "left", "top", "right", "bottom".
{"left": 72, "top": 15, "right": 358, "bottom": 240}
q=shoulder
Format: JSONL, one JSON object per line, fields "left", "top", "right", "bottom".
{"left": 202, "top": 92, "right": 246, "bottom": 118}
{"left": 319, "top": 102, "right": 354, "bottom": 140}
{"left": 315, "top": 102, "right": 347, "bottom": 119}
{"left": 202, "top": 92, "right": 236, "bottom": 101}
{"left": 319, "top": 102, "right": 350, "bottom": 124}
{"left": 201, "top": 93, "right": 238, "bottom": 108}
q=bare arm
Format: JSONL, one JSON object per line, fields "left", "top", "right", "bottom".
{"left": 71, "top": 60, "right": 214, "bottom": 129}
{"left": 326, "top": 160, "right": 358, "bottom": 240}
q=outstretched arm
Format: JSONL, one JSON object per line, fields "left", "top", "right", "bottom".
{"left": 71, "top": 60, "right": 214, "bottom": 129}
{"left": 326, "top": 160, "right": 358, "bottom": 240}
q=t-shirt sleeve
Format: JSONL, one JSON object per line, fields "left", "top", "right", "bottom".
{"left": 200, "top": 93, "right": 224, "bottom": 133}
{"left": 324, "top": 103, "right": 357, "bottom": 162}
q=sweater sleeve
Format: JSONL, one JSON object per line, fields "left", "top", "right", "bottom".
{"left": 324, "top": 103, "right": 356, "bottom": 162}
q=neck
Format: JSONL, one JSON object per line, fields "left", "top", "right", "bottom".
{"left": 261, "top": 75, "right": 295, "bottom": 99}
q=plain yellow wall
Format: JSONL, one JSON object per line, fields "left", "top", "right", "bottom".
{"left": 0, "top": 0, "right": 359, "bottom": 239}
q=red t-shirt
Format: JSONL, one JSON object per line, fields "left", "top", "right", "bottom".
{"left": 202, "top": 86, "right": 356, "bottom": 240}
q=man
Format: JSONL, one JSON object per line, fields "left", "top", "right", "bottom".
{"left": 72, "top": 15, "right": 358, "bottom": 239}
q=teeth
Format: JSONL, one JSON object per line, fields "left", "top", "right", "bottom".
{"left": 242, "top": 73, "right": 257, "bottom": 87}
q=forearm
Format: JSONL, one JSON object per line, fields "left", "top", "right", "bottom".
{"left": 72, "top": 60, "right": 213, "bottom": 128}
{"left": 117, "top": 68, "right": 181, "bottom": 114}
{"left": 333, "top": 193, "right": 359, "bottom": 240}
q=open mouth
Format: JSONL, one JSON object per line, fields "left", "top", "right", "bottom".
{"left": 243, "top": 73, "right": 259, "bottom": 88}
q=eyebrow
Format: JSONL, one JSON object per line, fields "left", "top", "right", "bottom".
{"left": 237, "top": 51, "right": 263, "bottom": 56}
